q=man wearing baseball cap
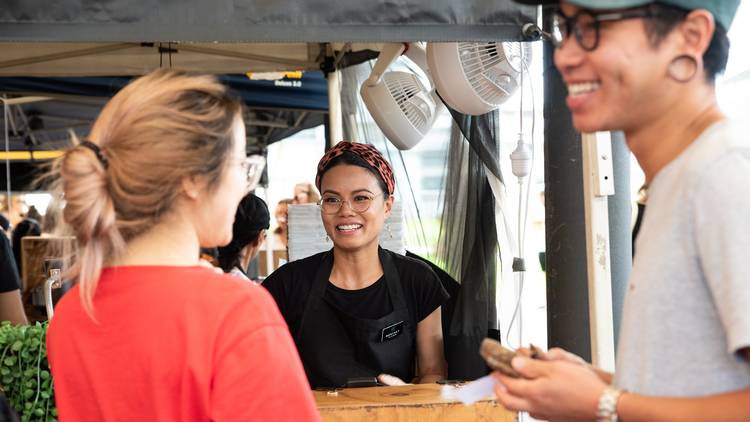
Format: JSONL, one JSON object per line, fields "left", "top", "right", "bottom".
{"left": 493, "top": 1, "right": 749, "bottom": 421}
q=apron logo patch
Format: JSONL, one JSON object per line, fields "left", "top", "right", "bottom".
{"left": 380, "top": 321, "right": 405, "bottom": 342}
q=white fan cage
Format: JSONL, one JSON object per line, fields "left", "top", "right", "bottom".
{"left": 383, "top": 71, "right": 433, "bottom": 134}
{"left": 457, "top": 42, "right": 531, "bottom": 106}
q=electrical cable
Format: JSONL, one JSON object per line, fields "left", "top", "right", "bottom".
{"left": 521, "top": 58, "right": 536, "bottom": 255}
{"left": 505, "top": 46, "right": 537, "bottom": 349}
{"left": 512, "top": 45, "right": 538, "bottom": 422}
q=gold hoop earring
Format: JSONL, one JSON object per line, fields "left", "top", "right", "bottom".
{"left": 668, "top": 54, "right": 698, "bottom": 83}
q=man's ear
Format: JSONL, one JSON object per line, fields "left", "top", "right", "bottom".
{"left": 677, "top": 9, "right": 715, "bottom": 59}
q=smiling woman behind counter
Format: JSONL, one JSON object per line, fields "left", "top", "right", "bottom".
{"left": 263, "top": 141, "right": 448, "bottom": 388}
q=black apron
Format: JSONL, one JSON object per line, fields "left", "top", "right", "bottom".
{"left": 295, "top": 248, "right": 415, "bottom": 388}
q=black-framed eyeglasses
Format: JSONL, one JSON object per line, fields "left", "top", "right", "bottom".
{"left": 551, "top": 7, "right": 654, "bottom": 51}
{"left": 318, "top": 193, "right": 386, "bottom": 215}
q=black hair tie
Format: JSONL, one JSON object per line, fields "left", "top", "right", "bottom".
{"left": 80, "top": 140, "right": 109, "bottom": 169}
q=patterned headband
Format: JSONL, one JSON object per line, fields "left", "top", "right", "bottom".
{"left": 315, "top": 141, "right": 395, "bottom": 195}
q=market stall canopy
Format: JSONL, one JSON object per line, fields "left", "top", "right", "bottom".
{"left": 0, "top": 73, "right": 328, "bottom": 111}
{"left": 0, "top": 0, "right": 537, "bottom": 76}
{"left": 0, "top": 72, "right": 328, "bottom": 150}
{"left": 0, "top": 72, "right": 329, "bottom": 190}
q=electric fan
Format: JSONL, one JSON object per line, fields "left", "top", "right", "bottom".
{"left": 360, "top": 43, "right": 440, "bottom": 150}
{"left": 427, "top": 42, "right": 532, "bottom": 116}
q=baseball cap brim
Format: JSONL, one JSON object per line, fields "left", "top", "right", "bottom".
{"left": 512, "top": 0, "right": 739, "bottom": 31}
{"left": 513, "top": 0, "right": 653, "bottom": 9}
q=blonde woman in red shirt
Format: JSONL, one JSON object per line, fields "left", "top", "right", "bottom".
{"left": 46, "top": 69, "right": 319, "bottom": 422}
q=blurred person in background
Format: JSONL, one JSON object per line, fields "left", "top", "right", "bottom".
{"left": 11, "top": 218, "right": 41, "bottom": 279}
{"left": 25, "top": 205, "right": 42, "bottom": 223}
{"left": 272, "top": 198, "right": 293, "bottom": 249}
{"left": 293, "top": 182, "right": 321, "bottom": 205}
{"left": 217, "top": 192, "right": 270, "bottom": 282}
{"left": 41, "top": 199, "right": 62, "bottom": 236}
{"left": 0, "top": 214, "right": 28, "bottom": 326}
{"left": 0, "top": 196, "right": 24, "bottom": 228}
{"left": 0, "top": 214, "right": 9, "bottom": 237}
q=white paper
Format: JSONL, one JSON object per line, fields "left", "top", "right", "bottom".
{"left": 440, "top": 375, "right": 497, "bottom": 405}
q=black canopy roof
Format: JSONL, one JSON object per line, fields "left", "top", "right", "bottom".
{"left": 1, "top": 0, "right": 537, "bottom": 43}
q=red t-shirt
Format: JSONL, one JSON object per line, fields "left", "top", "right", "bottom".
{"left": 47, "top": 266, "right": 320, "bottom": 422}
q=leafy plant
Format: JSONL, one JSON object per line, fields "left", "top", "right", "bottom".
{"left": 0, "top": 321, "right": 57, "bottom": 422}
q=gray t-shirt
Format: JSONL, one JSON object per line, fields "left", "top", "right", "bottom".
{"left": 615, "top": 119, "right": 750, "bottom": 396}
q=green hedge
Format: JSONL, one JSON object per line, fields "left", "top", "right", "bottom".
{"left": 0, "top": 321, "right": 57, "bottom": 422}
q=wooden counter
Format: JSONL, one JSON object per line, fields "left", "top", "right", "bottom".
{"left": 313, "top": 383, "right": 517, "bottom": 422}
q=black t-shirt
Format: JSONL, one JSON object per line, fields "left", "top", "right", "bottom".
{"left": 263, "top": 249, "right": 449, "bottom": 337}
{"left": 0, "top": 233, "right": 21, "bottom": 293}
{"left": 326, "top": 277, "right": 390, "bottom": 320}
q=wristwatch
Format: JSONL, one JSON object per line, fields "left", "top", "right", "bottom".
{"left": 597, "top": 385, "right": 624, "bottom": 422}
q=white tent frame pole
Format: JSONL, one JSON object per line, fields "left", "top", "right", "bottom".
{"left": 0, "top": 43, "right": 138, "bottom": 70}
{"left": 0, "top": 96, "right": 53, "bottom": 106}
{"left": 0, "top": 43, "right": 318, "bottom": 72}
{"left": 327, "top": 68, "right": 343, "bottom": 145}
{"left": 581, "top": 131, "right": 616, "bottom": 371}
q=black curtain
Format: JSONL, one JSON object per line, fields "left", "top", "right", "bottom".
{"left": 437, "top": 106, "right": 502, "bottom": 380}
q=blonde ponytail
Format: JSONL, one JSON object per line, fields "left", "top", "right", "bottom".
{"left": 53, "top": 69, "right": 242, "bottom": 317}
{"left": 58, "top": 140, "right": 124, "bottom": 315}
